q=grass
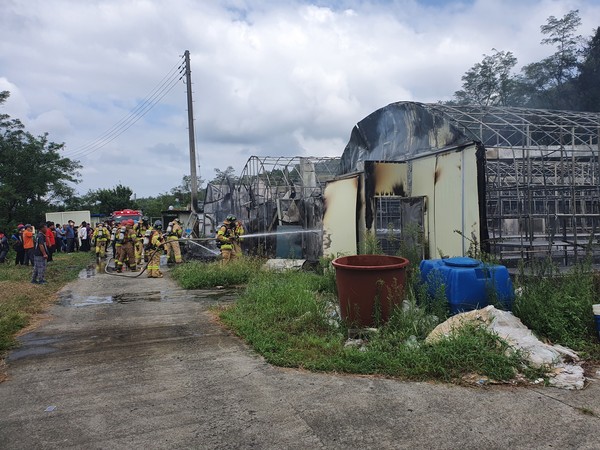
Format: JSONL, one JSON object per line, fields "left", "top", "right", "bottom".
{"left": 513, "top": 260, "right": 600, "bottom": 359}
{"left": 170, "top": 257, "right": 264, "bottom": 289}
{"left": 0, "top": 251, "right": 94, "bottom": 353}
{"left": 218, "top": 270, "right": 524, "bottom": 381}
{"left": 172, "top": 251, "right": 600, "bottom": 382}
{"left": 187, "top": 259, "right": 525, "bottom": 383}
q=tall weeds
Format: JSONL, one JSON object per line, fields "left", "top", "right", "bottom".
{"left": 513, "top": 260, "right": 598, "bottom": 353}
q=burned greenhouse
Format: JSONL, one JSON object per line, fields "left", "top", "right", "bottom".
{"left": 201, "top": 156, "right": 339, "bottom": 259}
{"left": 324, "top": 101, "right": 600, "bottom": 266}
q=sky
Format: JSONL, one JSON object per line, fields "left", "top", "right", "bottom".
{"left": 1, "top": 0, "right": 600, "bottom": 199}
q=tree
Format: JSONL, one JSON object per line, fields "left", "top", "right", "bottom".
{"left": 211, "top": 166, "right": 238, "bottom": 185}
{"left": 452, "top": 49, "right": 521, "bottom": 106}
{"left": 80, "top": 184, "right": 138, "bottom": 216}
{"left": 170, "top": 175, "right": 205, "bottom": 207}
{"left": 0, "top": 91, "right": 81, "bottom": 227}
{"left": 520, "top": 10, "right": 582, "bottom": 109}
{"left": 135, "top": 193, "right": 177, "bottom": 219}
{"left": 577, "top": 27, "right": 600, "bottom": 112}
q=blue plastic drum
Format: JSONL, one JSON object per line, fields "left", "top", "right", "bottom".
{"left": 420, "top": 257, "right": 514, "bottom": 314}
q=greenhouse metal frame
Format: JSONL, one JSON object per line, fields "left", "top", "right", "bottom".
{"left": 426, "top": 104, "right": 600, "bottom": 265}
{"left": 203, "top": 156, "right": 340, "bottom": 259}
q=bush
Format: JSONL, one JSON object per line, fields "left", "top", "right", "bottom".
{"left": 513, "top": 262, "right": 599, "bottom": 353}
{"left": 170, "top": 257, "right": 264, "bottom": 289}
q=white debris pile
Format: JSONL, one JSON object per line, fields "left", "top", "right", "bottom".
{"left": 262, "top": 259, "right": 307, "bottom": 272}
{"left": 426, "top": 305, "right": 585, "bottom": 390}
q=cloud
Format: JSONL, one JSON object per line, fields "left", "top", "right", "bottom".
{"left": 1, "top": 0, "right": 599, "bottom": 197}
{"left": 29, "top": 110, "right": 72, "bottom": 138}
{"left": 0, "top": 77, "right": 30, "bottom": 119}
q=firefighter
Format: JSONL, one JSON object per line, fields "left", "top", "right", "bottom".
{"left": 146, "top": 220, "right": 165, "bottom": 278}
{"left": 133, "top": 217, "right": 150, "bottom": 265}
{"left": 164, "top": 218, "right": 183, "bottom": 264}
{"left": 92, "top": 222, "right": 109, "bottom": 259}
{"left": 115, "top": 220, "right": 137, "bottom": 272}
{"left": 216, "top": 215, "right": 244, "bottom": 264}
{"left": 110, "top": 221, "right": 119, "bottom": 259}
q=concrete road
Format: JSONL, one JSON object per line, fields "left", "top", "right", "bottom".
{"left": 1, "top": 267, "right": 600, "bottom": 449}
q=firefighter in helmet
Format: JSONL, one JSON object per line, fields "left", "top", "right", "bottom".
{"left": 133, "top": 217, "right": 150, "bottom": 265}
{"left": 92, "top": 222, "right": 109, "bottom": 259}
{"left": 164, "top": 218, "right": 183, "bottom": 264}
{"left": 146, "top": 220, "right": 165, "bottom": 278}
{"left": 115, "top": 219, "right": 137, "bottom": 272}
{"left": 216, "top": 215, "right": 244, "bottom": 264}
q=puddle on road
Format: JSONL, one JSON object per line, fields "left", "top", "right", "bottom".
{"left": 7, "top": 333, "right": 63, "bottom": 361}
{"left": 199, "top": 289, "right": 242, "bottom": 304}
{"left": 7, "top": 346, "right": 57, "bottom": 361}
{"left": 78, "top": 265, "right": 97, "bottom": 279}
{"left": 59, "top": 288, "right": 239, "bottom": 307}
{"left": 19, "top": 335, "right": 64, "bottom": 346}
{"left": 60, "top": 292, "right": 114, "bottom": 307}
{"left": 113, "top": 291, "right": 162, "bottom": 303}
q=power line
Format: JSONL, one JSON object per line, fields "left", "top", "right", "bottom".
{"left": 64, "top": 63, "right": 184, "bottom": 158}
{"left": 63, "top": 57, "right": 185, "bottom": 159}
{"left": 66, "top": 74, "right": 184, "bottom": 159}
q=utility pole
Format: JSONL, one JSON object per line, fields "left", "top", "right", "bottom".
{"left": 184, "top": 50, "right": 199, "bottom": 213}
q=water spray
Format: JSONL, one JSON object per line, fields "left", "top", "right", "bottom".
{"left": 240, "top": 229, "right": 321, "bottom": 239}
{"left": 180, "top": 228, "right": 320, "bottom": 257}
{"left": 182, "top": 238, "right": 220, "bottom": 255}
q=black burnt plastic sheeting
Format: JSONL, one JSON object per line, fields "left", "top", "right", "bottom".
{"left": 338, "top": 102, "right": 472, "bottom": 175}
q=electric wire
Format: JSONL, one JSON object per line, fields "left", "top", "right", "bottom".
{"left": 65, "top": 70, "right": 184, "bottom": 159}
{"left": 65, "top": 75, "right": 184, "bottom": 160}
{"left": 63, "top": 58, "right": 185, "bottom": 159}
{"left": 64, "top": 58, "right": 184, "bottom": 157}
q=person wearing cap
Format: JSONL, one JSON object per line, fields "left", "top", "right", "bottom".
{"left": 216, "top": 215, "right": 244, "bottom": 264}
{"left": 23, "top": 224, "right": 35, "bottom": 266}
{"left": 11, "top": 225, "right": 26, "bottom": 265}
{"left": 31, "top": 223, "right": 49, "bottom": 284}
{"left": 164, "top": 218, "right": 183, "bottom": 264}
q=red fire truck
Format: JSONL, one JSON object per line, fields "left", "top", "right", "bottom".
{"left": 111, "top": 209, "right": 143, "bottom": 223}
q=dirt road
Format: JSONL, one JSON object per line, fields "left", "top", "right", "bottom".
{"left": 1, "top": 268, "right": 600, "bottom": 449}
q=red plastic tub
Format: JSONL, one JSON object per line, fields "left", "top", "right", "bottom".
{"left": 332, "top": 255, "right": 410, "bottom": 327}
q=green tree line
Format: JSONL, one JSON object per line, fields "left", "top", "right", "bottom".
{"left": 450, "top": 10, "right": 600, "bottom": 111}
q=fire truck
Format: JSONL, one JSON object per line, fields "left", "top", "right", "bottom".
{"left": 111, "top": 209, "right": 143, "bottom": 223}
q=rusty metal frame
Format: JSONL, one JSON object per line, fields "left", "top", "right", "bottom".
{"left": 206, "top": 155, "right": 340, "bottom": 259}
{"left": 422, "top": 103, "right": 600, "bottom": 266}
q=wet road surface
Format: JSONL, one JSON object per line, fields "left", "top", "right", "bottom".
{"left": 1, "top": 268, "right": 600, "bottom": 449}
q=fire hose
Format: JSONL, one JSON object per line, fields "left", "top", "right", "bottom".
{"left": 104, "top": 242, "right": 166, "bottom": 278}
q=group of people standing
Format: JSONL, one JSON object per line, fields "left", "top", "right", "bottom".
{"left": 0, "top": 222, "right": 54, "bottom": 284}
{"left": 6, "top": 220, "right": 92, "bottom": 267}
{"left": 0, "top": 213, "right": 245, "bottom": 283}
{"left": 1, "top": 220, "right": 91, "bottom": 284}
